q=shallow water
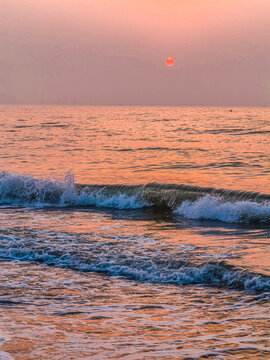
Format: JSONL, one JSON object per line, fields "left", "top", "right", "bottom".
{"left": 0, "top": 106, "right": 269, "bottom": 359}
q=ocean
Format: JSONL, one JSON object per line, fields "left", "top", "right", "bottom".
{"left": 0, "top": 105, "right": 269, "bottom": 359}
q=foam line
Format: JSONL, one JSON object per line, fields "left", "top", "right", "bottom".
{"left": 0, "top": 241, "right": 269, "bottom": 292}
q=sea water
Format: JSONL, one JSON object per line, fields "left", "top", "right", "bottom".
{"left": 0, "top": 106, "right": 269, "bottom": 359}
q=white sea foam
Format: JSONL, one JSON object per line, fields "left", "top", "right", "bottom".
{"left": 174, "top": 195, "right": 270, "bottom": 223}
{"left": 60, "top": 188, "right": 147, "bottom": 209}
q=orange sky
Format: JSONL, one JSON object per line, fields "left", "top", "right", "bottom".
{"left": 0, "top": 0, "right": 269, "bottom": 105}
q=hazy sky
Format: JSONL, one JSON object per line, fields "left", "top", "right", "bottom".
{"left": 1, "top": 0, "right": 269, "bottom": 105}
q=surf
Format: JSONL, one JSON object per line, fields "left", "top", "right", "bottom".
{"left": 0, "top": 171, "right": 269, "bottom": 223}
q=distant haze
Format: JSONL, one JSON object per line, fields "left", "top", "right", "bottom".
{"left": 0, "top": 0, "right": 269, "bottom": 106}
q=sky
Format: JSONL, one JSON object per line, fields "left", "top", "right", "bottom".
{"left": 0, "top": 0, "right": 269, "bottom": 106}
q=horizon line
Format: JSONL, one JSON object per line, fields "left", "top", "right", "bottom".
{"left": 0, "top": 103, "right": 269, "bottom": 108}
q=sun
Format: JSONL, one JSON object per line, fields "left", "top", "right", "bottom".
{"left": 165, "top": 57, "right": 175, "bottom": 67}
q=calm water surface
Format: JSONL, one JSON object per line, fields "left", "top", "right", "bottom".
{"left": 0, "top": 106, "right": 269, "bottom": 359}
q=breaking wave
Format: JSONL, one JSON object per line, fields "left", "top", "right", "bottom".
{"left": 0, "top": 171, "right": 269, "bottom": 223}
{"left": 0, "top": 171, "right": 147, "bottom": 209}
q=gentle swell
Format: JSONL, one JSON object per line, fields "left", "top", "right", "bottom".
{"left": 0, "top": 171, "right": 269, "bottom": 223}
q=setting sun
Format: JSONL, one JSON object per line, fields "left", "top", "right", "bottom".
{"left": 165, "top": 57, "right": 175, "bottom": 67}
